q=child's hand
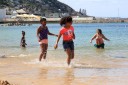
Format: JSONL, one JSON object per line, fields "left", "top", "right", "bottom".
{"left": 55, "top": 35, "right": 58, "bottom": 37}
{"left": 54, "top": 44, "right": 58, "bottom": 49}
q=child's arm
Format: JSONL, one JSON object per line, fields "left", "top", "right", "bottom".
{"left": 37, "top": 27, "right": 40, "bottom": 42}
{"left": 54, "top": 33, "right": 62, "bottom": 49}
{"left": 48, "top": 32, "right": 58, "bottom": 37}
{"left": 20, "top": 37, "right": 23, "bottom": 46}
{"left": 102, "top": 34, "right": 110, "bottom": 41}
{"left": 47, "top": 27, "right": 58, "bottom": 37}
{"left": 90, "top": 34, "right": 96, "bottom": 43}
{"left": 73, "top": 32, "right": 75, "bottom": 39}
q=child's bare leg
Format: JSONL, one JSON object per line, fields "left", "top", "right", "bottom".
{"left": 43, "top": 44, "right": 48, "bottom": 59}
{"left": 71, "top": 50, "right": 74, "bottom": 59}
{"left": 39, "top": 44, "right": 45, "bottom": 61}
{"left": 66, "top": 48, "right": 72, "bottom": 65}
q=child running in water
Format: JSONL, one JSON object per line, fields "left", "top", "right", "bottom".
{"left": 54, "top": 16, "right": 75, "bottom": 65}
{"left": 37, "top": 18, "right": 58, "bottom": 61}
{"left": 90, "top": 29, "right": 110, "bottom": 49}
{"left": 20, "top": 31, "right": 27, "bottom": 48}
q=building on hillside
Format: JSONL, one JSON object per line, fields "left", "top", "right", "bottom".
{"left": 61, "top": 13, "right": 70, "bottom": 17}
{"left": 44, "top": 12, "right": 70, "bottom": 18}
{"left": 16, "top": 9, "right": 27, "bottom": 15}
{"left": 0, "top": 8, "right": 13, "bottom": 21}
{"left": 14, "top": 14, "right": 40, "bottom": 21}
{"left": 73, "top": 17, "right": 95, "bottom": 21}
{"left": 0, "top": 8, "right": 40, "bottom": 22}
{"left": 45, "top": 13, "right": 60, "bottom": 18}
{"left": 12, "top": 9, "right": 41, "bottom": 21}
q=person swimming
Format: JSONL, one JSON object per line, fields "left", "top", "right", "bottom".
{"left": 37, "top": 18, "right": 58, "bottom": 61}
{"left": 90, "top": 29, "right": 110, "bottom": 49}
{"left": 20, "top": 31, "right": 27, "bottom": 48}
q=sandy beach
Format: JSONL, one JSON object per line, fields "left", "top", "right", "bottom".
{"left": 0, "top": 55, "right": 128, "bottom": 85}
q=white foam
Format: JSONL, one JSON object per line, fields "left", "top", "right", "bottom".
{"left": 23, "top": 59, "right": 40, "bottom": 64}
{"left": 8, "top": 54, "right": 30, "bottom": 58}
{"left": 38, "top": 60, "right": 69, "bottom": 68}
{"left": 23, "top": 59, "right": 75, "bottom": 68}
{"left": 39, "top": 61, "right": 74, "bottom": 68}
{"left": 23, "top": 59, "right": 97, "bottom": 68}
{"left": 10, "top": 56, "right": 16, "bottom": 58}
{"left": 19, "top": 54, "right": 28, "bottom": 57}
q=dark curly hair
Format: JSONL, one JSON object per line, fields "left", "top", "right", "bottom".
{"left": 40, "top": 18, "right": 47, "bottom": 23}
{"left": 60, "top": 16, "right": 73, "bottom": 26}
{"left": 22, "top": 31, "right": 25, "bottom": 36}
{"left": 97, "top": 29, "right": 102, "bottom": 34}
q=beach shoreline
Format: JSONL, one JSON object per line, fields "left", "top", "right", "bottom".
{"left": 0, "top": 18, "right": 128, "bottom": 24}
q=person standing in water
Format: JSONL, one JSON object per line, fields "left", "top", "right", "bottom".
{"left": 20, "top": 31, "right": 27, "bottom": 48}
{"left": 90, "top": 29, "right": 110, "bottom": 49}
{"left": 54, "top": 16, "right": 75, "bottom": 65}
{"left": 37, "top": 18, "right": 58, "bottom": 61}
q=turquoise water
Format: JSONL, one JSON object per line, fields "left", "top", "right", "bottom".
{"left": 0, "top": 23, "right": 128, "bottom": 59}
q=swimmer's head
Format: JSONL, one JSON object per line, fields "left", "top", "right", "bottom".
{"left": 22, "top": 31, "right": 25, "bottom": 36}
{"left": 40, "top": 18, "right": 47, "bottom": 26}
{"left": 97, "top": 29, "right": 102, "bottom": 34}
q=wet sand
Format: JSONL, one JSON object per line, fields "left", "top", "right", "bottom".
{"left": 0, "top": 56, "right": 128, "bottom": 85}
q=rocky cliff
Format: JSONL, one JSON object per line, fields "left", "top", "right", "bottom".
{"left": 0, "top": 0, "right": 76, "bottom": 15}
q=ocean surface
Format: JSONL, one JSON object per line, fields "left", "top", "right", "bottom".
{"left": 0, "top": 23, "right": 128, "bottom": 58}
{"left": 0, "top": 23, "right": 128, "bottom": 85}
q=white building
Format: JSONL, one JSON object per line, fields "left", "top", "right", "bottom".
{"left": 61, "top": 13, "right": 70, "bottom": 17}
{"left": 73, "top": 17, "right": 95, "bottom": 21}
{"left": 49, "top": 13, "right": 60, "bottom": 18}
{"left": 45, "top": 13, "right": 60, "bottom": 18}
{"left": 16, "top": 9, "right": 27, "bottom": 15}
{"left": 0, "top": 8, "right": 40, "bottom": 22}
{"left": 0, "top": 8, "right": 12, "bottom": 21}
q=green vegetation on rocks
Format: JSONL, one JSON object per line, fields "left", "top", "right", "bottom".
{"left": 0, "top": 0, "right": 75, "bottom": 15}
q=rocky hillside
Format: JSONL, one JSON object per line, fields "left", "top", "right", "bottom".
{"left": 0, "top": 0, "right": 75, "bottom": 15}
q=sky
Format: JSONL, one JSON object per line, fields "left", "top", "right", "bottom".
{"left": 58, "top": 0, "right": 128, "bottom": 18}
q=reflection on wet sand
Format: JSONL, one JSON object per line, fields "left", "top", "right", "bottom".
{"left": 39, "top": 68, "right": 48, "bottom": 79}
{"left": 64, "top": 69, "right": 75, "bottom": 85}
